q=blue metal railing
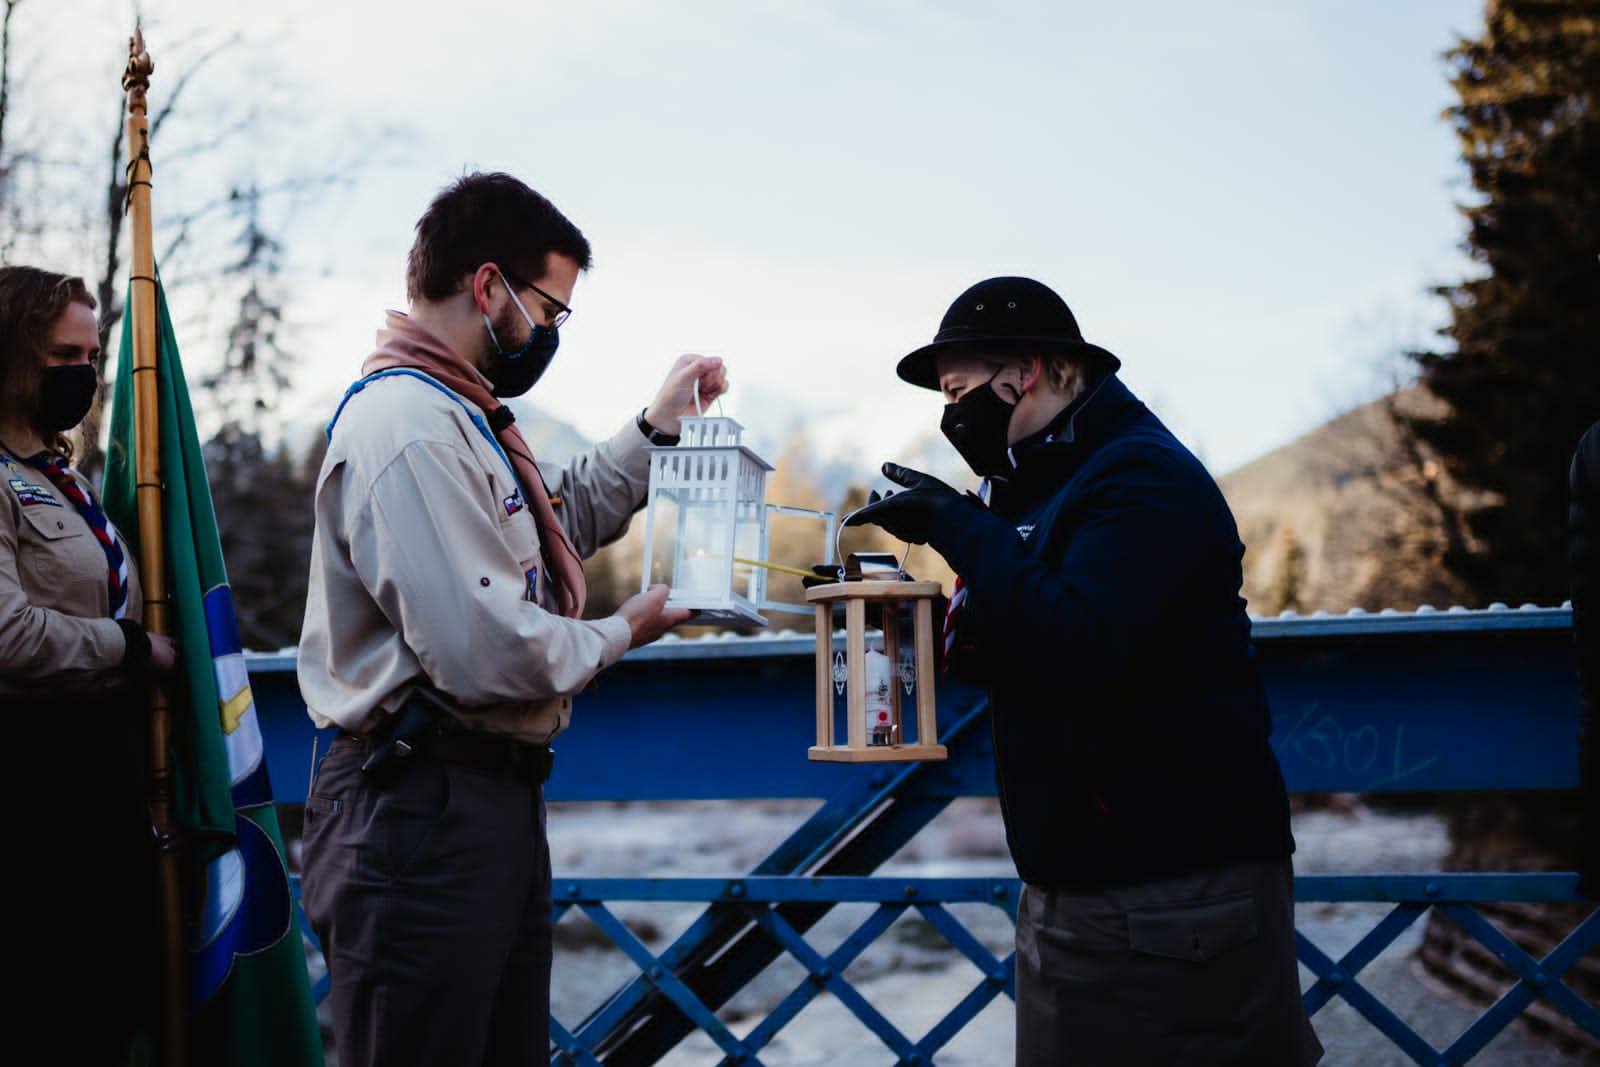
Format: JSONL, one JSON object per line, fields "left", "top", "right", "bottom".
{"left": 259, "top": 605, "right": 1598, "bottom": 1065}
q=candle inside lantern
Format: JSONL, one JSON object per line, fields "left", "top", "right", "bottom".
{"left": 677, "top": 550, "right": 726, "bottom": 599}
{"left": 865, "top": 647, "right": 896, "bottom": 746}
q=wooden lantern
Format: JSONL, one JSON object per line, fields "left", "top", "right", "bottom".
{"left": 806, "top": 578, "right": 948, "bottom": 762}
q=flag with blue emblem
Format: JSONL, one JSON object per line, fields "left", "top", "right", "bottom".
{"left": 104, "top": 276, "right": 324, "bottom": 1066}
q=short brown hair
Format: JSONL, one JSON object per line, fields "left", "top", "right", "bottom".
{"left": 0, "top": 265, "right": 96, "bottom": 458}
{"left": 405, "top": 172, "right": 592, "bottom": 303}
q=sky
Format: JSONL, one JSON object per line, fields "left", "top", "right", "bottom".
{"left": 28, "top": 0, "right": 1485, "bottom": 477}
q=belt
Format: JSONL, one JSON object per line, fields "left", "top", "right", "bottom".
{"left": 339, "top": 729, "right": 554, "bottom": 785}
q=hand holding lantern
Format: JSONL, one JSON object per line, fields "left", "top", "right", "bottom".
{"left": 644, "top": 354, "right": 729, "bottom": 436}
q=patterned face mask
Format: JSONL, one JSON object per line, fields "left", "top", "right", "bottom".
{"left": 481, "top": 276, "right": 560, "bottom": 398}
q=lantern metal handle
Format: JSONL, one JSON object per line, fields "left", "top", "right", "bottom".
{"left": 834, "top": 500, "right": 913, "bottom": 580}
{"left": 691, "top": 377, "right": 725, "bottom": 418}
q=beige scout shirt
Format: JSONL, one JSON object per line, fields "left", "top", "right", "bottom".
{"left": 298, "top": 372, "right": 654, "bottom": 743}
{"left": 0, "top": 452, "right": 143, "bottom": 697}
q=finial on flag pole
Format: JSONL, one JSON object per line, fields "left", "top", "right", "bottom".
{"left": 123, "top": 25, "right": 153, "bottom": 109}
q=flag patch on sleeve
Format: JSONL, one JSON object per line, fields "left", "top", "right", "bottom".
{"left": 8, "top": 478, "right": 61, "bottom": 507}
{"left": 504, "top": 487, "right": 526, "bottom": 516}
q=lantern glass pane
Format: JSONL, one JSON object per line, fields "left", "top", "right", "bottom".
{"left": 642, "top": 485, "right": 685, "bottom": 589}
{"left": 827, "top": 597, "right": 918, "bottom": 748}
{"left": 732, "top": 497, "right": 764, "bottom": 605}
{"left": 732, "top": 454, "right": 770, "bottom": 606}
{"left": 642, "top": 447, "right": 738, "bottom": 608}
{"left": 674, "top": 491, "right": 734, "bottom": 603}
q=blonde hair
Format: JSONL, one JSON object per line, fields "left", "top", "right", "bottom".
{"left": 1034, "top": 346, "right": 1089, "bottom": 398}
{"left": 969, "top": 343, "right": 1089, "bottom": 400}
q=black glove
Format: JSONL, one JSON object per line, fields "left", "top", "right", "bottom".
{"left": 801, "top": 564, "right": 844, "bottom": 589}
{"left": 844, "top": 463, "right": 971, "bottom": 545}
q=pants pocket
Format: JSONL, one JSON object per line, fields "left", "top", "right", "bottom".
{"left": 368, "top": 758, "right": 451, "bottom": 879}
{"left": 1127, "top": 891, "right": 1259, "bottom": 962}
{"left": 1124, "top": 891, "right": 1270, "bottom": 1040}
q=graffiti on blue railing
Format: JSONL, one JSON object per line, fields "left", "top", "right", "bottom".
{"left": 1272, "top": 703, "right": 1441, "bottom": 791}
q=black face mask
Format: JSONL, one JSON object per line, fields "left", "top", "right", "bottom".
{"left": 941, "top": 371, "right": 1019, "bottom": 478}
{"left": 36, "top": 364, "right": 98, "bottom": 432}
{"left": 482, "top": 278, "right": 560, "bottom": 398}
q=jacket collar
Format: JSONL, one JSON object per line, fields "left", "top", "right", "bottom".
{"left": 986, "top": 374, "right": 1146, "bottom": 515}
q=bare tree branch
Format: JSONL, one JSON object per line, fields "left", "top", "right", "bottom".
{"left": 75, "top": 93, "right": 129, "bottom": 481}
{"left": 149, "top": 31, "right": 239, "bottom": 138}
{"left": 1383, "top": 390, "right": 1471, "bottom": 567}
{"left": 95, "top": 95, "right": 127, "bottom": 356}
{"left": 0, "top": 0, "right": 22, "bottom": 212}
{"left": 159, "top": 172, "right": 347, "bottom": 270}
{"left": 157, "top": 113, "right": 254, "bottom": 166}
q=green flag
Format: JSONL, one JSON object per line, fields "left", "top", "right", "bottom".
{"left": 104, "top": 277, "right": 324, "bottom": 1066}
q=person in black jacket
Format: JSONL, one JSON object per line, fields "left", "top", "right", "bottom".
{"left": 847, "top": 277, "right": 1321, "bottom": 1066}
{"left": 1571, "top": 421, "right": 1599, "bottom": 898}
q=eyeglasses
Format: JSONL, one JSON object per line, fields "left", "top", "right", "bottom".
{"left": 501, "top": 269, "right": 572, "bottom": 328}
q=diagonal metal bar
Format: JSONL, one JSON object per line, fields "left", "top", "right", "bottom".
{"left": 739, "top": 904, "right": 906, "bottom": 1058}
{"left": 1301, "top": 902, "right": 1428, "bottom": 1014}
{"left": 548, "top": 1017, "right": 604, "bottom": 1067}
{"left": 900, "top": 903, "right": 1018, "bottom": 1058}
{"left": 914, "top": 955, "right": 1016, "bottom": 1062}
{"left": 1297, "top": 932, "right": 1441, "bottom": 1065}
{"left": 1437, "top": 903, "right": 1600, "bottom": 1061}
{"left": 578, "top": 902, "right": 761, "bottom": 1065}
{"left": 915, "top": 903, "right": 1005, "bottom": 978}
{"left": 748, "top": 905, "right": 919, "bottom": 1061}
{"left": 308, "top": 964, "right": 331, "bottom": 1006}
{"left": 581, "top": 699, "right": 992, "bottom": 1064}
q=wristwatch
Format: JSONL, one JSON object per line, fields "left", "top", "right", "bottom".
{"left": 636, "top": 409, "right": 681, "bottom": 446}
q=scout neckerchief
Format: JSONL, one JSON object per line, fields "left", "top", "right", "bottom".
{"left": 21, "top": 451, "right": 130, "bottom": 619}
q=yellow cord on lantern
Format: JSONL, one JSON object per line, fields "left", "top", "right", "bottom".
{"left": 733, "top": 556, "right": 829, "bottom": 580}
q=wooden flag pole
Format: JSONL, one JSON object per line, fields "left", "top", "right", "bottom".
{"left": 123, "top": 27, "right": 186, "bottom": 1067}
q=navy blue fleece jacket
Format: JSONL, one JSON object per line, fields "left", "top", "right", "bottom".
{"left": 928, "top": 374, "right": 1294, "bottom": 888}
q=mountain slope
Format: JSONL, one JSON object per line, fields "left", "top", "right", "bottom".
{"left": 1219, "top": 389, "right": 1475, "bottom": 616}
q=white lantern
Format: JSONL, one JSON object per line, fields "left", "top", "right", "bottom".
{"left": 639, "top": 411, "right": 834, "bottom": 627}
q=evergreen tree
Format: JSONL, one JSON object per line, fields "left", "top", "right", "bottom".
{"left": 1408, "top": 0, "right": 1600, "bottom": 604}
{"left": 202, "top": 183, "right": 317, "bottom": 650}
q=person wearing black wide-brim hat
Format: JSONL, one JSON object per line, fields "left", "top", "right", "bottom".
{"left": 848, "top": 277, "right": 1322, "bottom": 1065}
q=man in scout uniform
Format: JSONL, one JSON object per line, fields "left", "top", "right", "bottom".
{"left": 846, "top": 276, "right": 1322, "bottom": 1065}
{"left": 298, "top": 172, "right": 722, "bottom": 1066}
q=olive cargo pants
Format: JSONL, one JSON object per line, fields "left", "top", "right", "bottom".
{"left": 1016, "top": 859, "right": 1323, "bottom": 1066}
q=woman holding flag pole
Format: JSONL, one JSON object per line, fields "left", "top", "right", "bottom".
{"left": 52, "top": 28, "right": 325, "bottom": 1067}
{"left": 0, "top": 263, "right": 177, "bottom": 1060}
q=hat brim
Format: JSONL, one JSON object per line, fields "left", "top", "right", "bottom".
{"left": 895, "top": 335, "right": 1122, "bottom": 391}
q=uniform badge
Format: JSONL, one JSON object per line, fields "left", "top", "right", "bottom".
{"left": 1016, "top": 523, "right": 1034, "bottom": 541}
{"left": 525, "top": 564, "right": 539, "bottom": 602}
{"left": 504, "top": 487, "right": 526, "bottom": 516}
{"left": 8, "top": 477, "right": 61, "bottom": 508}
